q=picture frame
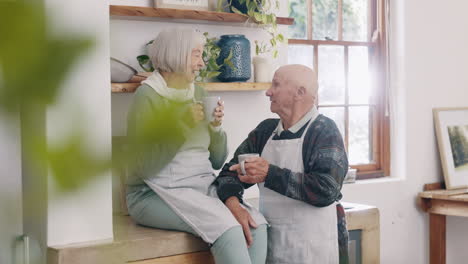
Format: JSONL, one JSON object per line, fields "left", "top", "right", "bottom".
{"left": 154, "top": 0, "right": 209, "bottom": 11}
{"left": 433, "top": 107, "right": 468, "bottom": 189}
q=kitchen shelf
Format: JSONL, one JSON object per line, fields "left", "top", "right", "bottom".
{"left": 109, "top": 5, "right": 294, "bottom": 25}
{"left": 111, "top": 82, "right": 271, "bottom": 93}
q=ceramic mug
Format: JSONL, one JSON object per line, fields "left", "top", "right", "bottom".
{"left": 203, "top": 96, "right": 220, "bottom": 122}
{"left": 238, "top": 153, "right": 260, "bottom": 175}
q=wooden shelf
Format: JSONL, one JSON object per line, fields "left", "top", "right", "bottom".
{"left": 111, "top": 82, "right": 271, "bottom": 93}
{"left": 110, "top": 5, "right": 294, "bottom": 25}
{"left": 199, "top": 82, "right": 271, "bottom": 91}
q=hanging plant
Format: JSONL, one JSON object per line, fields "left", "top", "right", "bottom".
{"left": 223, "top": 0, "right": 286, "bottom": 58}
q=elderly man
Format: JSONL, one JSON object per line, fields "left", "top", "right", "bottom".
{"left": 215, "top": 64, "right": 349, "bottom": 264}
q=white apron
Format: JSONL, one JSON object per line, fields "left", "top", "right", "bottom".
{"left": 143, "top": 122, "right": 267, "bottom": 244}
{"left": 259, "top": 117, "right": 339, "bottom": 264}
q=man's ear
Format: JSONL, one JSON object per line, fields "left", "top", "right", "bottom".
{"left": 296, "top": 86, "right": 307, "bottom": 98}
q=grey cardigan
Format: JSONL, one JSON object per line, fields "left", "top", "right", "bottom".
{"left": 126, "top": 84, "right": 228, "bottom": 186}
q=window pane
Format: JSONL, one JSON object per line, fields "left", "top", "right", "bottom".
{"left": 312, "top": 0, "right": 338, "bottom": 40}
{"left": 349, "top": 106, "right": 372, "bottom": 164}
{"left": 288, "top": 0, "right": 308, "bottom": 39}
{"left": 319, "top": 106, "right": 345, "bottom": 137}
{"left": 288, "top": 45, "right": 314, "bottom": 70}
{"left": 343, "top": 0, "right": 368, "bottom": 41}
{"left": 318, "top": 46, "right": 345, "bottom": 104}
{"left": 348, "top": 46, "right": 371, "bottom": 104}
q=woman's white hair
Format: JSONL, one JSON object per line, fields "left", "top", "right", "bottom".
{"left": 148, "top": 28, "right": 205, "bottom": 74}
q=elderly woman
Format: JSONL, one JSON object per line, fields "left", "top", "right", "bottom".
{"left": 125, "top": 28, "right": 267, "bottom": 264}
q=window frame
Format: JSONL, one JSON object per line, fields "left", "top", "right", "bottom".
{"left": 288, "top": 0, "right": 390, "bottom": 179}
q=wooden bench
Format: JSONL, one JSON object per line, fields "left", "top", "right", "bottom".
{"left": 48, "top": 138, "right": 380, "bottom": 264}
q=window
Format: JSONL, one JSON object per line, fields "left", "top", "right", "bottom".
{"left": 288, "top": 0, "right": 390, "bottom": 178}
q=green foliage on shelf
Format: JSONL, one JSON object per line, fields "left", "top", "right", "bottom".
{"left": 226, "top": 0, "right": 286, "bottom": 58}
{"left": 196, "top": 32, "right": 233, "bottom": 82}
{"left": 137, "top": 40, "right": 155, "bottom": 72}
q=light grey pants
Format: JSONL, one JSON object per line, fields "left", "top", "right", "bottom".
{"left": 127, "top": 185, "right": 267, "bottom": 264}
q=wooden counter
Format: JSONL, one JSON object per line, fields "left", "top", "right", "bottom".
{"left": 48, "top": 202, "right": 379, "bottom": 264}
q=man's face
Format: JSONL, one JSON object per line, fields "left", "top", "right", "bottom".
{"left": 265, "top": 72, "right": 295, "bottom": 115}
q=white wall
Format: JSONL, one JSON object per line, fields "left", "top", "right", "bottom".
{"left": 0, "top": 112, "right": 23, "bottom": 264}
{"left": 44, "top": 0, "right": 113, "bottom": 246}
{"left": 342, "top": 0, "right": 468, "bottom": 263}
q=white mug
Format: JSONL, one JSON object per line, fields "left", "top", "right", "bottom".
{"left": 203, "top": 96, "right": 220, "bottom": 122}
{"left": 238, "top": 153, "right": 260, "bottom": 175}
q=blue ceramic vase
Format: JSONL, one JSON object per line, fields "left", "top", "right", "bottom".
{"left": 230, "top": 0, "right": 260, "bottom": 14}
{"left": 217, "top": 34, "right": 251, "bottom": 82}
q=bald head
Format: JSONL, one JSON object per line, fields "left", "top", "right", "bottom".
{"left": 266, "top": 64, "right": 318, "bottom": 124}
{"left": 275, "top": 64, "right": 318, "bottom": 96}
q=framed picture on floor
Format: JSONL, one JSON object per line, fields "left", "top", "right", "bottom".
{"left": 434, "top": 107, "right": 468, "bottom": 189}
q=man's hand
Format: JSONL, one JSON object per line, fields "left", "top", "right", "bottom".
{"left": 225, "top": 196, "right": 258, "bottom": 247}
{"left": 230, "top": 157, "right": 269, "bottom": 184}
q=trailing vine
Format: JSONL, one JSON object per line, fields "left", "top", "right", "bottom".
{"left": 223, "top": 0, "right": 286, "bottom": 58}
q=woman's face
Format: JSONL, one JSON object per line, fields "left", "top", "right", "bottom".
{"left": 188, "top": 44, "right": 205, "bottom": 81}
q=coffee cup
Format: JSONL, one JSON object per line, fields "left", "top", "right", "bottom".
{"left": 238, "top": 153, "right": 260, "bottom": 175}
{"left": 202, "top": 96, "right": 220, "bottom": 122}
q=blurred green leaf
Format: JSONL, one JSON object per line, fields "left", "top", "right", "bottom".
{"left": 270, "top": 38, "right": 277, "bottom": 47}
{"left": 254, "top": 12, "right": 263, "bottom": 22}
{"left": 207, "top": 71, "right": 221, "bottom": 79}
{"left": 45, "top": 134, "right": 111, "bottom": 191}
{"left": 0, "top": 1, "right": 93, "bottom": 113}
{"left": 273, "top": 49, "right": 279, "bottom": 58}
{"left": 277, "top": 33, "right": 285, "bottom": 42}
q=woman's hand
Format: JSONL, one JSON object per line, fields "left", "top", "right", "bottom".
{"left": 210, "top": 100, "right": 224, "bottom": 127}
{"left": 190, "top": 103, "right": 204, "bottom": 124}
{"left": 225, "top": 196, "right": 258, "bottom": 247}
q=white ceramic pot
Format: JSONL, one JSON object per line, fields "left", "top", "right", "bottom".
{"left": 253, "top": 56, "right": 272, "bottom": 82}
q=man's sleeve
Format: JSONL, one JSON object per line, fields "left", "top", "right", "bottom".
{"left": 215, "top": 133, "right": 257, "bottom": 203}
{"left": 264, "top": 120, "right": 348, "bottom": 207}
{"left": 215, "top": 119, "right": 276, "bottom": 203}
